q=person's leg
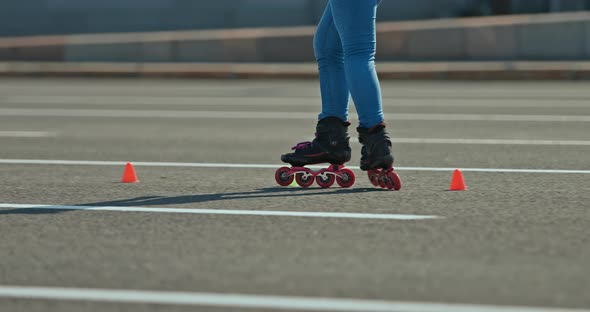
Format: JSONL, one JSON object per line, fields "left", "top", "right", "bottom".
{"left": 329, "top": 0, "right": 383, "bottom": 129}
{"left": 314, "top": 1, "right": 350, "bottom": 122}
{"left": 328, "top": 0, "right": 400, "bottom": 190}
{"left": 279, "top": 3, "right": 352, "bottom": 170}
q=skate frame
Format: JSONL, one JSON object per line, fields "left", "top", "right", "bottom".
{"left": 275, "top": 164, "right": 356, "bottom": 188}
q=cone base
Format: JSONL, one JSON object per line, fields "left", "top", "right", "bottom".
{"left": 121, "top": 162, "right": 139, "bottom": 183}
{"left": 449, "top": 169, "right": 467, "bottom": 191}
{"left": 449, "top": 187, "right": 467, "bottom": 191}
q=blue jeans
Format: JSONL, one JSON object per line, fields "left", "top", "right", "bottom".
{"left": 315, "top": 0, "right": 383, "bottom": 129}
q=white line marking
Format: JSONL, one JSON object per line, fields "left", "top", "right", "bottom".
{"left": 0, "top": 159, "right": 590, "bottom": 174}
{"left": 0, "top": 204, "right": 438, "bottom": 220}
{"left": 399, "top": 167, "right": 590, "bottom": 174}
{"left": 0, "top": 131, "right": 55, "bottom": 137}
{"left": 0, "top": 159, "right": 588, "bottom": 174}
{"left": 0, "top": 108, "right": 588, "bottom": 122}
{"left": 4, "top": 95, "right": 590, "bottom": 108}
{"left": 382, "top": 138, "right": 590, "bottom": 146}
{"left": 0, "top": 286, "right": 586, "bottom": 312}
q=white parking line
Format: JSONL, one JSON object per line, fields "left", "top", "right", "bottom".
{"left": 0, "top": 159, "right": 588, "bottom": 174}
{"left": 3, "top": 95, "right": 589, "bottom": 108}
{"left": 395, "top": 138, "right": 590, "bottom": 146}
{"left": 0, "top": 131, "right": 55, "bottom": 137}
{"left": 348, "top": 138, "right": 590, "bottom": 146}
{"left": 0, "top": 286, "right": 586, "bottom": 312}
{"left": 0, "top": 108, "right": 588, "bottom": 122}
{"left": 0, "top": 204, "right": 438, "bottom": 220}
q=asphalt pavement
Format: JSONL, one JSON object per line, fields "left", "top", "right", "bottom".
{"left": 0, "top": 78, "right": 589, "bottom": 312}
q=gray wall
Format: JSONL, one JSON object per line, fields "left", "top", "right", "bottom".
{"left": 1, "top": 0, "right": 589, "bottom": 37}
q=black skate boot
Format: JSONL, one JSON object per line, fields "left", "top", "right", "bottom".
{"left": 275, "top": 117, "right": 356, "bottom": 188}
{"left": 357, "top": 123, "right": 402, "bottom": 190}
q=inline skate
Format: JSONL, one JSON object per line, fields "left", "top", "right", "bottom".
{"left": 275, "top": 117, "right": 356, "bottom": 188}
{"left": 357, "top": 123, "right": 402, "bottom": 190}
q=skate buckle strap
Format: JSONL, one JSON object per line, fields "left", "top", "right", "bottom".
{"left": 291, "top": 141, "right": 313, "bottom": 151}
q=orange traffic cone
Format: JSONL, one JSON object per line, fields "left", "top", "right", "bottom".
{"left": 121, "top": 162, "right": 139, "bottom": 183}
{"left": 449, "top": 169, "right": 467, "bottom": 191}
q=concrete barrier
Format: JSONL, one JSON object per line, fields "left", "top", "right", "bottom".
{"left": 465, "top": 25, "right": 517, "bottom": 60}
{"left": 0, "top": 0, "right": 487, "bottom": 37}
{"left": 1, "top": 61, "right": 590, "bottom": 80}
{"left": 0, "top": 12, "right": 589, "bottom": 63}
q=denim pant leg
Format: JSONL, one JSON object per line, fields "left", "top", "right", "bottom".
{"left": 314, "top": 1, "right": 350, "bottom": 123}
{"left": 329, "top": 0, "right": 384, "bottom": 128}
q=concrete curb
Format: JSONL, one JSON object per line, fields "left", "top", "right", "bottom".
{"left": 1, "top": 61, "right": 590, "bottom": 80}
{"left": 1, "top": 12, "right": 590, "bottom": 63}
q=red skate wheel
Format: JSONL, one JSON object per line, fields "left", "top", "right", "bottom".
{"left": 336, "top": 168, "right": 355, "bottom": 188}
{"left": 367, "top": 170, "right": 380, "bottom": 186}
{"left": 295, "top": 172, "right": 315, "bottom": 188}
{"left": 275, "top": 167, "right": 294, "bottom": 187}
{"left": 384, "top": 177, "right": 394, "bottom": 190}
{"left": 386, "top": 170, "right": 402, "bottom": 191}
{"left": 378, "top": 174, "right": 387, "bottom": 188}
{"left": 316, "top": 171, "right": 335, "bottom": 188}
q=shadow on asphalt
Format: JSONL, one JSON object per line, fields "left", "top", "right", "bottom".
{"left": 0, "top": 208, "right": 73, "bottom": 215}
{"left": 0, "top": 187, "right": 387, "bottom": 215}
{"left": 79, "top": 187, "right": 386, "bottom": 207}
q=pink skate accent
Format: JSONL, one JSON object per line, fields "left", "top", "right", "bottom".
{"left": 367, "top": 167, "right": 401, "bottom": 191}
{"left": 291, "top": 141, "right": 312, "bottom": 151}
{"left": 288, "top": 166, "right": 312, "bottom": 175}
{"left": 304, "top": 152, "right": 327, "bottom": 157}
{"left": 290, "top": 133, "right": 320, "bottom": 151}
{"left": 275, "top": 165, "right": 356, "bottom": 188}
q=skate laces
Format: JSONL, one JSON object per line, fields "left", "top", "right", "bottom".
{"left": 291, "top": 141, "right": 313, "bottom": 151}
{"left": 290, "top": 132, "right": 320, "bottom": 151}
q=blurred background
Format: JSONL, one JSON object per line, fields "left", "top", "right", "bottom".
{"left": 0, "top": 0, "right": 589, "bottom": 75}
{"left": 1, "top": 0, "right": 590, "bottom": 36}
